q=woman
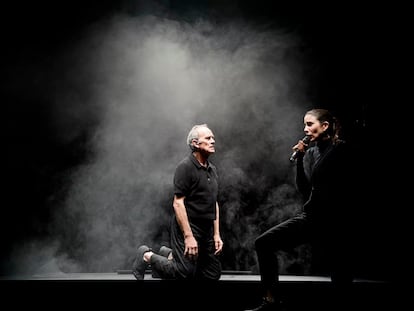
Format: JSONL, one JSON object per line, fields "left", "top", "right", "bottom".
{"left": 245, "top": 108, "right": 355, "bottom": 311}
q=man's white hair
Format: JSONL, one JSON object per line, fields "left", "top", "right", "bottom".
{"left": 187, "top": 124, "right": 208, "bottom": 150}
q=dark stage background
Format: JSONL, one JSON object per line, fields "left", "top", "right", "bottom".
{"left": 1, "top": 1, "right": 396, "bottom": 281}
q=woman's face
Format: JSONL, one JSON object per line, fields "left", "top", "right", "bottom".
{"left": 303, "top": 113, "right": 329, "bottom": 142}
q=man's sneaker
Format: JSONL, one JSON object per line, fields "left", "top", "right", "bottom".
{"left": 132, "top": 245, "right": 151, "bottom": 280}
{"left": 151, "top": 246, "right": 173, "bottom": 279}
{"left": 244, "top": 298, "right": 285, "bottom": 311}
{"left": 158, "top": 246, "right": 172, "bottom": 258}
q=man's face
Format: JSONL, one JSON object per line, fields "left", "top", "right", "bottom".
{"left": 195, "top": 127, "right": 215, "bottom": 154}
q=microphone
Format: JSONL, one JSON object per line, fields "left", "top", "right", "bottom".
{"left": 289, "top": 135, "right": 311, "bottom": 162}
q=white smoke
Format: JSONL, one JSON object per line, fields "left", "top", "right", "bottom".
{"left": 11, "top": 13, "right": 309, "bottom": 274}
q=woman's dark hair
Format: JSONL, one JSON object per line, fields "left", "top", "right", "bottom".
{"left": 306, "top": 108, "right": 342, "bottom": 144}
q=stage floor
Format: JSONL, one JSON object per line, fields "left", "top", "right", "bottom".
{"left": 1, "top": 272, "right": 395, "bottom": 310}
{"left": 1, "top": 271, "right": 337, "bottom": 282}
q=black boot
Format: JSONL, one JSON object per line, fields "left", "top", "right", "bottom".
{"left": 244, "top": 298, "right": 285, "bottom": 311}
{"left": 132, "top": 245, "right": 151, "bottom": 280}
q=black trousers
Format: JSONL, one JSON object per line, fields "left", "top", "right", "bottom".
{"left": 150, "top": 216, "right": 222, "bottom": 280}
{"left": 254, "top": 212, "right": 354, "bottom": 299}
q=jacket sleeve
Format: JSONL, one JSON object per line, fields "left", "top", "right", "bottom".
{"left": 295, "top": 151, "right": 311, "bottom": 201}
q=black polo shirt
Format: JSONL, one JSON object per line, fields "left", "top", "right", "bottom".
{"left": 173, "top": 154, "right": 218, "bottom": 220}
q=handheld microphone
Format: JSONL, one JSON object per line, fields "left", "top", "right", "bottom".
{"left": 289, "top": 135, "right": 311, "bottom": 162}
